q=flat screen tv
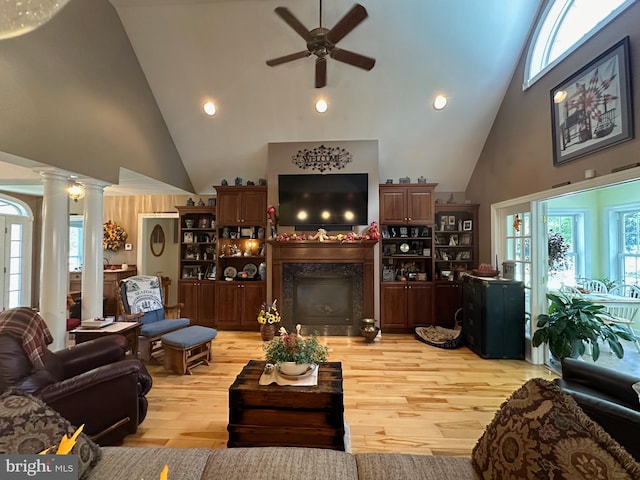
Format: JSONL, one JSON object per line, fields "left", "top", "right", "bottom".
{"left": 278, "top": 173, "right": 368, "bottom": 230}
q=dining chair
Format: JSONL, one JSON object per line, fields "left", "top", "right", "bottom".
{"left": 600, "top": 284, "right": 640, "bottom": 353}
{"left": 610, "top": 284, "right": 640, "bottom": 299}
{"left": 581, "top": 279, "right": 608, "bottom": 293}
{"left": 558, "top": 285, "right": 583, "bottom": 299}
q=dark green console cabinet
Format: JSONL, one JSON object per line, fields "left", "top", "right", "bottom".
{"left": 462, "top": 275, "right": 525, "bottom": 359}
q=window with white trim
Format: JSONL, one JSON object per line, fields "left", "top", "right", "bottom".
{"left": 69, "top": 215, "right": 84, "bottom": 271}
{"left": 547, "top": 212, "right": 585, "bottom": 287}
{"left": 505, "top": 211, "right": 532, "bottom": 338}
{"left": 617, "top": 208, "right": 640, "bottom": 285}
{"left": 524, "top": 0, "right": 635, "bottom": 88}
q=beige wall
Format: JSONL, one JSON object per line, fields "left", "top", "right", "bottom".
{"left": 267, "top": 140, "right": 380, "bottom": 230}
{"left": 466, "top": 2, "right": 640, "bottom": 259}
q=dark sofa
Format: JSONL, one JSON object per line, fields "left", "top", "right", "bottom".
{"left": 555, "top": 357, "right": 640, "bottom": 461}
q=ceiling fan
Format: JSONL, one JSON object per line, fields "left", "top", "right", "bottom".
{"left": 266, "top": 1, "right": 375, "bottom": 88}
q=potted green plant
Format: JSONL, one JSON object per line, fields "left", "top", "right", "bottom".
{"left": 532, "top": 292, "right": 634, "bottom": 361}
{"left": 263, "top": 326, "right": 329, "bottom": 375}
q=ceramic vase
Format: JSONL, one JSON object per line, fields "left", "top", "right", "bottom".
{"left": 278, "top": 362, "right": 311, "bottom": 376}
{"left": 260, "top": 323, "right": 275, "bottom": 341}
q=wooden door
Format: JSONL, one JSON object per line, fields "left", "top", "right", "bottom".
{"left": 407, "top": 282, "right": 433, "bottom": 327}
{"left": 217, "top": 190, "right": 242, "bottom": 225}
{"left": 407, "top": 188, "right": 433, "bottom": 224}
{"left": 433, "top": 282, "right": 462, "bottom": 327}
{"left": 379, "top": 188, "right": 408, "bottom": 224}
{"left": 380, "top": 283, "right": 407, "bottom": 329}
{"left": 199, "top": 281, "right": 216, "bottom": 327}
{"left": 242, "top": 190, "right": 267, "bottom": 224}
{"left": 178, "top": 279, "right": 200, "bottom": 322}
{"left": 240, "top": 282, "right": 266, "bottom": 327}
{"left": 215, "top": 282, "right": 241, "bottom": 328}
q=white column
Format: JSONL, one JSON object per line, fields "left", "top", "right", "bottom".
{"left": 39, "top": 170, "right": 69, "bottom": 351}
{"left": 82, "top": 180, "right": 108, "bottom": 319}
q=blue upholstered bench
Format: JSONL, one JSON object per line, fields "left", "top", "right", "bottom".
{"left": 161, "top": 326, "right": 218, "bottom": 375}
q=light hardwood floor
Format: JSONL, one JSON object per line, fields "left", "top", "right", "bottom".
{"left": 122, "top": 331, "right": 555, "bottom": 456}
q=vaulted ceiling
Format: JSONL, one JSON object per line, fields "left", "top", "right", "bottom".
{"left": 0, "top": 0, "right": 543, "bottom": 196}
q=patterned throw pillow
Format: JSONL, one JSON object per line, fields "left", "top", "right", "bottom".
{"left": 472, "top": 378, "right": 640, "bottom": 479}
{"left": 0, "top": 389, "right": 101, "bottom": 480}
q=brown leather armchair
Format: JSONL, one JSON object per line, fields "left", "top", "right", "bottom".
{"left": 0, "top": 313, "right": 152, "bottom": 446}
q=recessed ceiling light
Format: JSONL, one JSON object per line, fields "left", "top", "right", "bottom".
{"left": 203, "top": 101, "right": 216, "bottom": 116}
{"left": 433, "top": 95, "right": 448, "bottom": 110}
{"left": 315, "top": 99, "right": 328, "bottom": 113}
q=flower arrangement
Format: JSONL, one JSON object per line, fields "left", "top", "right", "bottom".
{"left": 103, "top": 220, "right": 128, "bottom": 251}
{"left": 263, "top": 326, "right": 329, "bottom": 365}
{"left": 258, "top": 299, "right": 281, "bottom": 325}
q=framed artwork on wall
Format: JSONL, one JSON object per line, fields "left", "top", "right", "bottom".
{"left": 550, "top": 36, "right": 633, "bottom": 166}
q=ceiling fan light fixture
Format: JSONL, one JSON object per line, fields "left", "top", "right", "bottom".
{"left": 433, "top": 95, "right": 448, "bottom": 110}
{"left": 203, "top": 101, "right": 216, "bottom": 116}
{"left": 315, "top": 99, "right": 328, "bottom": 113}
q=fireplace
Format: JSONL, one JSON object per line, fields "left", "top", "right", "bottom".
{"left": 269, "top": 240, "right": 376, "bottom": 336}
{"left": 283, "top": 263, "right": 363, "bottom": 335}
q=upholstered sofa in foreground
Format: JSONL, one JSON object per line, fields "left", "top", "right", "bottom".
{"left": 3, "top": 378, "right": 640, "bottom": 479}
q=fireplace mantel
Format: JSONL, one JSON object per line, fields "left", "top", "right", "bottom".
{"left": 269, "top": 240, "right": 377, "bottom": 335}
{"left": 269, "top": 240, "right": 377, "bottom": 262}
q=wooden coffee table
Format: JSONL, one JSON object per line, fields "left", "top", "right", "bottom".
{"left": 227, "top": 360, "right": 345, "bottom": 450}
{"left": 71, "top": 321, "right": 141, "bottom": 357}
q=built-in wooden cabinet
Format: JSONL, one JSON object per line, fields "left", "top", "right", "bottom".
{"left": 432, "top": 204, "right": 479, "bottom": 327}
{"left": 215, "top": 282, "right": 265, "bottom": 329}
{"left": 433, "top": 282, "right": 462, "bottom": 327}
{"left": 217, "top": 186, "right": 267, "bottom": 225}
{"left": 433, "top": 204, "right": 479, "bottom": 281}
{"left": 176, "top": 205, "right": 217, "bottom": 327}
{"left": 379, "top": 184, "right": 437, "bottom": 225}
{"left": 179, "top": 278, "right": 215, "bottom": 327}
{"left": 379, "top": 183, "right": 437, "bottom": 332}
{"left": 380, "top": 282, "right": 433, "bottom": 331}
{"left": 214, "top": 185, "right": 267, "bottom": 330}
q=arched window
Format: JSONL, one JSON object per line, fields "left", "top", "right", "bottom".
{"left": 0, "top": 198, "right": 27, "bottom": 216}
{"left": 0, "top": 194, "right": 33, "bottom": 309}
{"left": 524, "top": 0, "right": 635, "bottom": 89}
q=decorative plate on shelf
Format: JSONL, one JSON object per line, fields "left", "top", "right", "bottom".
{"left": 223, "top": 266, "right": 238, "bottom": 279}
{"left": 399, "top": 243, "right": 410, "bottom": 253}
{"left": 242, "top": 263, "right": 258, "bottom": 278}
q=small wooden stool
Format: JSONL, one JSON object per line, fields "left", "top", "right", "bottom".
{"left": 161, "top": 326, "right": 218, "bottom": 375}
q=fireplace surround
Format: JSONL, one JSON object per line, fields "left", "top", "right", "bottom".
{"left": 269, "top": 240, "right": 376, "bottom": 336}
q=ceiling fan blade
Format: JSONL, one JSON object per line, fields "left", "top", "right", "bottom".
{"left": 274, "top": 7, "right": 311, "bottom": 41}
{"left": 315, "top": 57, "right": 327, "bottom": 88}
{"left": 266, "top": 50, "right": 311, "bottom": 67}
{"left": 326, "top": 4, "right": 368, "bottom": 44}
{"left": 330, "top": 48, "right": 375, "bottom": 70}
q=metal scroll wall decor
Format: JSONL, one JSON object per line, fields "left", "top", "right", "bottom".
{"left": 291, "top": 145, "right": 352, "bottom": 173}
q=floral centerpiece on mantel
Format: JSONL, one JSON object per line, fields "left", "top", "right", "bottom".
{"left": 257, "top": 299, "right": 281, "bottom": 341}
{"left": 263, "top": 326, "right": 329, "bottom": 375}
